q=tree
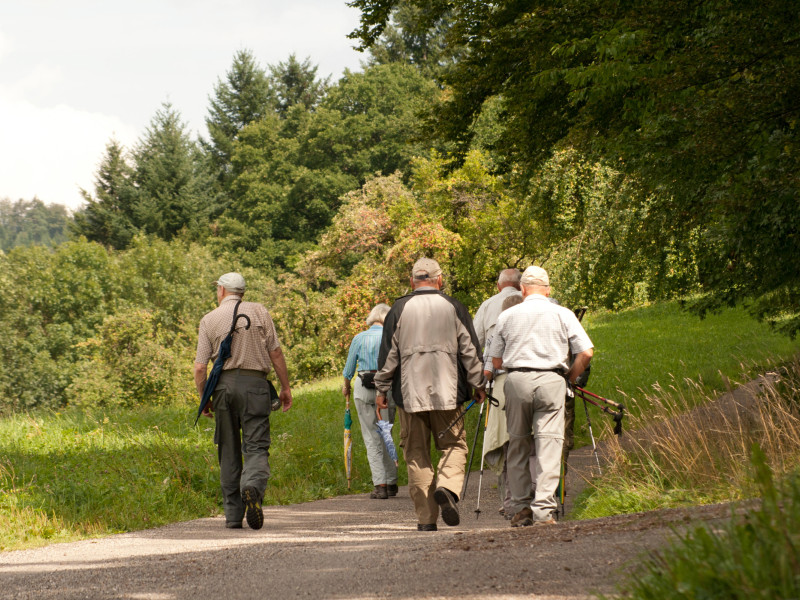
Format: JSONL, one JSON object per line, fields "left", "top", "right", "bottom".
{"left": 0, "top": 197, "right": 71, "bottom": 251}
{"left": 215, "top": 63, "right": 440, "bottom": 270}
{"left": 350, "top": 0, "right": 800, "bottom": 335}
{"left": 72, "top": 139, "right": 137, "bottom": 249}
{"left": 204, "top": 49, "right": 276, "bottom": 182}
{"left": 131, "top": 103, "right": 221, "bottom": 242}
{"left": 268, "top": 54, "right": 329, "bottom": 117}
{"left": 365, "top": 1, "right": 461, "bottom": 79}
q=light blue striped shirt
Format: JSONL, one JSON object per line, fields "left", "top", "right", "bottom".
{"left": 343, "top": 325, "right": 384, "bottom": 380}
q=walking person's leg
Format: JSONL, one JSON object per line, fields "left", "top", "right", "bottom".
{"left": 213, "top": 373, "right": 244, "bottom": 526}
{"left": 398, "top": 408, "right": 437, "bottom": 527}
{"left": 353, "top": 377, "right": 391, "bottom": 497}
{"left": 531, "top": 373, "right": 566, "bottom": 522}
{"left": 239, "top": 373, "right": 272, "bottom": 530}
{"left": 504, "top": 372, "right": 536, "bottom": 520}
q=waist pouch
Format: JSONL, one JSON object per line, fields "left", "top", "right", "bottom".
{"left": 358, "top": 371, "right": 377, "bottom": 389}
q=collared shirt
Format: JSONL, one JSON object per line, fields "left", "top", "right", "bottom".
{"left": 343, "top": 324, "right": 384, "bottom": 380}
{"left": 488, "top": 294, "right": 593, "bottom": 372}
{"left": 473, "top": 286, "right": 523, "bottom": 349}
{"left": 195, "top": 295, "right": 281, "bottom": 373}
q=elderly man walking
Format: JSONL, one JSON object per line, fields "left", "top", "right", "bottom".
{"left": 194, "top": 272, "right": 292, "bottom": 530}
{"left": 487, "top": 266, "right": 593, "bottom": 526}
{"left": 375, "top": 258, "right": 486, "bottom": 531}
{"left": 472, "top": 268, "right": 522, "bottom": 349}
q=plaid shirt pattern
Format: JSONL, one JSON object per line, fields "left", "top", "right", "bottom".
{"left": 195, "top": 295, "right": 281, "bottom": 373}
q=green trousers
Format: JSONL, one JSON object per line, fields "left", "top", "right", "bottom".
{"left": 213, "top": 369, "right": 272, "bottom": 524}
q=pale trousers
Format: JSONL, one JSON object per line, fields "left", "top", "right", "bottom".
{"left": 504, "top": 371, "right": 565, "bottom": 521}
{"left": 353, "top": 376, "right": 398, "bottom": 486}
{"left": 398, "top": 406, "right": 468, "bottom": 526}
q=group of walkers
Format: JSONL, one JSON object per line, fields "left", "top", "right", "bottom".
{"left": 194, "top": 259, "right": 592, "bottom": 532}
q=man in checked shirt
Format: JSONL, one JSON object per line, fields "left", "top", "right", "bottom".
{"left": 194, "top": 272, "right": 292, "bottom": 530}
{"left": 486, "top": 266, "right": 593, "bottom": 526}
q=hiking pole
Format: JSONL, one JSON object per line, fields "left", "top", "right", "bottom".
{"left": 474, "top": 380, "right": 494, "bottom": 519}
{"left": 581, "top": 392, "right": 602, "bottom": 475}
{"left": 461, "top": 399, "right": 485, "bottom": 501}
{"left": 573, "top": 386, "right": 625, "bottom": 436}
{"left": 438, "top": 398, "right": 477, "bottom": 439}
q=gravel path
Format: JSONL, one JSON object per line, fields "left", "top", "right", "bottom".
{"left": 0, "top": 445, "right": 736, "bottom": 600}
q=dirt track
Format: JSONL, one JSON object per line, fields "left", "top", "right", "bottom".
{"left": 0, "top": 444, "right": 737, "bottom": 600}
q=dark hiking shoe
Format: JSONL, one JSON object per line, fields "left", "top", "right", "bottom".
{"left": 242, "top": 487, "right": 263, "bottom": 530}
{"left": 510, "top": 507, "right": 533, "bottom": 527}
{"left": 225, "top": 521, "right": 243, "bottom": 529}
{"left": 370, "top": 485, "right": 388, "bottom": 499}
{"left": 387, "top": 484, "right": 399, "bottom": 497}
{"left": 433, "top": 487, "right": 460, "bottom": 527}
{"left": 417, "top": 523, "right": 438, "bottom": 531}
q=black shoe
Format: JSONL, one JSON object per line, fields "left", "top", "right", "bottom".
{"left": 417, "top": 523, "right": 438, "bottom": 531}
{"left": 242, "top": 486, "right": 263, "bottom": 530}
{"left": 433, "top": 487, "right": 460, "bottom": 526}
{"left": 387, "top": 484, "right": 398, "bottom": 497}
{"left": 225, "top": 521, "right": 242, "bottom": 529}
{"left": 370, "top": 485, "right": 388, "bottom": 499}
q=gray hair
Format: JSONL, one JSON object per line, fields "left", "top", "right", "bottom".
{"left": 498, "top": 268, "right": 521, "bottom": 286}
{"left": 366, "top": 303, "right": 391, "bottom": 326}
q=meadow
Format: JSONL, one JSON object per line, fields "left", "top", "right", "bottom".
{"left": 1, "top": 301, "right": 797, "bottom": 551}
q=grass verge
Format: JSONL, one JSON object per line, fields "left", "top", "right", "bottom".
{"left": 602, "top": 448, "right": 800, "bottom": 600}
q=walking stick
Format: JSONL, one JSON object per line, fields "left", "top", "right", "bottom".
{"left": 474, "top": 380, "right": 493, "bottom": 519}
{"left": 438, "top": 398, "right": 477, "bottom": 439}
{"left": 461, "top": 399, "right": 485, "bottom": 501}
{"left": 581, "top": 394, "right": 602, "bottom": 475}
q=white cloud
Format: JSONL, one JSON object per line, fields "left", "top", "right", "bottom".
{"left": 0, "top": 96, "right": 138, "bottom": 210}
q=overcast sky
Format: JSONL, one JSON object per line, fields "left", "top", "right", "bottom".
{"left": 0, "top": 0, "right": 366, "bottom": 210}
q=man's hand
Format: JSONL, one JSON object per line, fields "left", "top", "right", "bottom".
{"left": 342, "top": 377, "right": 351, "bottom": 399}
{"left": 376, "top": 394, "right": 388, "bottom": 410}
{"left": 201, "top": 404, "right": 214, "bottom": 418}
{"left": 483, "top": 369, "right": 493, "bottom": 382}
{"left": 279, "top": 388, "right": 293, "bottom": 412}
{"left": 474, "top": 388, "right": 487, "bottom": 404}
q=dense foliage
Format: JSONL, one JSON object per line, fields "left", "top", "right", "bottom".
{"left": 349, "top": 0, "right": 800, "bottom": 335}
{"left": 0, "top": 198, "right": 71, "bottom": 251}
{"left": 4, "top": 7, "right": 798, "bottom": 410}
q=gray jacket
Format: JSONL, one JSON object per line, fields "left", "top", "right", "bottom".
{"left": 375, "top": 289, "right": 485, "bottom": 413}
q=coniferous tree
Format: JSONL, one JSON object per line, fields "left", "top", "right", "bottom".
{"left": 204, "top": 49, "right": 275, "bottom": 183}
{"left": 72, "top": 140, "right": 137, "bottom": 250}
{"left": 132, "top": 103, "right": 220, "bottom": 242}
{"left": 268, "top": 54, "right": 330, "bottom": 117}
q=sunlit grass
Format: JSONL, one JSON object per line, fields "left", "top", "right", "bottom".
{"left": 1, "top": 301, "right": 796, "bottom": 551}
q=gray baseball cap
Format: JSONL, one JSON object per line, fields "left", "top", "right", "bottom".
{"left": 215, "top": 272, "right": 246, "bottom": 293}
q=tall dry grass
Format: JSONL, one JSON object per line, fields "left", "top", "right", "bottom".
{"left": 573, "top": 357, "right": 800, "bottom": 517}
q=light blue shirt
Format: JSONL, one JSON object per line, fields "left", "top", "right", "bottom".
{"left": 343, "top": 325, "right": 384, "bottom": 380}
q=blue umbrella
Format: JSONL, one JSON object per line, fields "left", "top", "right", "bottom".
{"left": 195, "top": 302, "right": 251, "bottom": 425}
{"left": 375, "top": 406, "right": 398, "bottom": 466}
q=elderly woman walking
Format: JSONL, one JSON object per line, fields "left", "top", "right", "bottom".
{"left": 342, "top": 303, "right": 398, "bottom": 499}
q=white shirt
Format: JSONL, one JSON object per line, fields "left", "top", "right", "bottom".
{"left": 472, "top": 286, "right": 523, "bottom": 349}
{"left": 488, "top": 294, "right": 593, "bottom": 373}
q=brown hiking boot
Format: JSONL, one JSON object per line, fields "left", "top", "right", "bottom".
{"left": 510, "top": 507, "right": 533, "bottom": 527}
{"left": 387, "top": 483, "right": 398, "bottom": 496}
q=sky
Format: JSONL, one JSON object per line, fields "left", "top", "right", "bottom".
{"left": 0, "top": 0, "right": 367, "bottom": 210}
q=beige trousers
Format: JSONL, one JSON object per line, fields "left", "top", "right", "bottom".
{"left": 504, "top": 371, "right": 565, "bottom": 521}
{"left": 398, "top": 406, "right": 468, "bottom": 526}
